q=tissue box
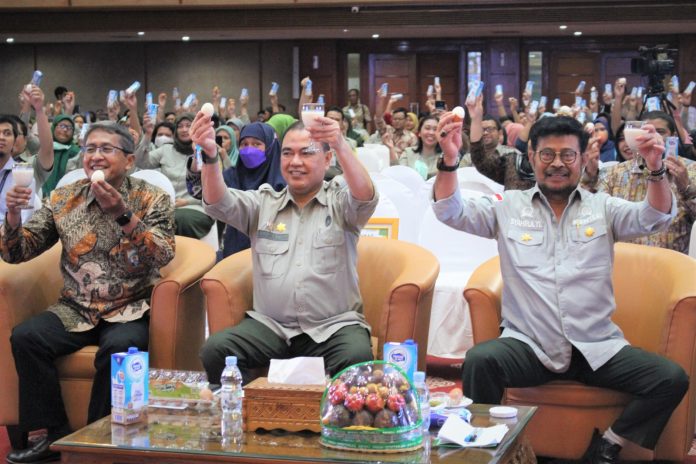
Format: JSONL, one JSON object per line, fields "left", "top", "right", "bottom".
{"left": 243, "top": 377, "right": 325, "bottom": 433}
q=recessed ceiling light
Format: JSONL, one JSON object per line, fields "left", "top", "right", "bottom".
{"left": 372, "top": 34, "right": 380, "bottom": 39}
{"left": 574, "top": 31, "right": 582, "bottom": 36}
{"left": 137, "top": 31, "right": 145, "bottom": 36}
{"left": 559, "top": 25, "right": 568, "bottom": 30}
{"left": 6, "top": 38, "right": 14, "bottom": 43}
{"left": 343, "top": 29, "right": 349, "bottom": 33}
{"left": 182, "top": 36, "right": 190, "bottom": 41}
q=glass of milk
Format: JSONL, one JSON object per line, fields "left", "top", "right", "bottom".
{"left": 12, "top": 162, "right": 34, "bottom": 209}
{"left": 623, "top": 121, "right": 646, "bottom": 174}
{"left": 301, "top": 102, "right": 325, "bottom": 152}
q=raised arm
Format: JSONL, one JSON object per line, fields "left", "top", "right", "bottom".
{"left": 311, "top": 116, "right": 374, "bottom": 201}
{"left": 638, "top": 124, "right": 672, "bottom": 213}
{"left": 23, "top": 85, "right": 53, "bottom": 171}
{"left": 433, "top": 111, "right": 463, "bottom": 201}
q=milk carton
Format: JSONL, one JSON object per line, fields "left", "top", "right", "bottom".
{"left": 383, "top": 339, "right": 417, "bottom": 382}
{"left": 111, "top": 347, "right": 149, "bottom": 425}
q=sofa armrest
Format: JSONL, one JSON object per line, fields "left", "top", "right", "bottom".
{"left": 149, "top": 236, "right": 216, "bottom": 370}
{"left": 0, "top": 243, "right": 63, "bottom": 425}
{"left": 201, "top": 249, "right": 253, "bottom": 335}
{"left": 463, "top": 256, "right": 503, "bottom": 344}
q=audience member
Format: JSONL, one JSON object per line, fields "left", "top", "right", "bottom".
{"left": 4, "top": 121, "right": 175, "bottom": 464}
{"left": 433, "top": 113, "right": 687, "bottom": 464}
{"left": 136, "top": 112, "right": 214, "bottom": 239}
{"left": 397, "top": 115, "right": 441, "bottom": 179}
{"left": 466, "top": 94, "right": 534, "bottom": 190}
{"left": 343, "top": 88, "right": 373, "bottom": 134}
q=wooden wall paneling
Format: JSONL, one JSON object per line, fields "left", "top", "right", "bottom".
{"left": 487, "top": 39, "right": 520, "bottom": 116}
{"left": 72, "top": 0, "right": 177, "bottom": 5}
{"left": 368, "top": 54, "right": 416, "bottom": 112}
{"left": 260, "top": 41, "right": 296, "bottom": 115}
{"left": 603, "top": 52, "right": 642, "bottom": 96}
{"left": 299, "top": 41, "right": 337, "bottom": 108}
{"left": 678, "top": 35, "right": 696, "bottom": 88}
{"left": 417, "top": 53, "right": 458, "bottom": 114}
{"left": 549, "top": 52, "right": 599, "bottom": 106}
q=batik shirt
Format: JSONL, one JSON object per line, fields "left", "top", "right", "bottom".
{"left": 0, "top": 177, "right": 175, "bottom": 332}
{"left": 595, "top": 160, "right": 696, "bottom": 254}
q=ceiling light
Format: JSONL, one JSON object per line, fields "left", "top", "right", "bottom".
{"left": 574, "top": 31, "right": 582, "bottom": 36}
{"left": 372, "top": 34, "right": 380, "bottom": 39}
{"left": 182, "top": 36, "right": 190, "bottom": 41}
{"left": 137, "top": 31, "right": 145, "bottom": 36}
{"left": 6, "top": 38, "right": 14, "bottom": 43}
{"left": 559, "top": 25, "right": 568, "bottom": 30}
{"left": 343, "top": 29, "right": 349, "bottom": 33}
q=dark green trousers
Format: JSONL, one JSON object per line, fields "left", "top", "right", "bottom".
{"left": 463, "top": 338, "right": 688, "bottom": 449}
{"left": 174, "top": 208, "right": 215, "bottom": 239}
{"left": 200, "top": 317, "right": 373, "bottom": 385}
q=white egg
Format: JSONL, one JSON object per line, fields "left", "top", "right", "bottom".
{"left": 91, "top": 170, "right": 105, "bottom": 183}
{"left": 201, "top": 102, "right": 215, "bottom": 117}
{"left": 452, "top": 106, "right": 465, "bottom": 120}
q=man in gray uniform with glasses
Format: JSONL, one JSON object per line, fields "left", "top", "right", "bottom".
{"left": 432, "top": 113, "right": 687, "bottom": 464}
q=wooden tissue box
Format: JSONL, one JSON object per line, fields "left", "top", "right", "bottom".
{"left": 243, "top": 377, "right": 325, "bottom": 432}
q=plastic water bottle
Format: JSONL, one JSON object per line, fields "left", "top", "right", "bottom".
{"left": 220, "top": 356, "right": 243, "bottom": 443}
{"left": 414, "top": 371, "right": 430, "bottom": 432}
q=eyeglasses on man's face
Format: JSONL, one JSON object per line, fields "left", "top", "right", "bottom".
{"left": 536, "top": 148, "right": 579, "bottom": 164}
{"left": 82, "top": 144, "right": 129, "bottom": 156}
{"left": 481, "top": 126, "right": 499, "bottom": 133}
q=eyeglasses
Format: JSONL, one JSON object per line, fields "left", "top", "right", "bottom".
{"left": 281, "top": 147, "right": 321, "bottom": 158}
{"left": 82, "top": 144, "right": 130, "bottom": 156}
{"left": 536, "top": 148, "right": 578, "bottom": 164}
{"left": 55, "top": 123, "right": 74, "bottom": 131}
{"left": 481, "top": 126, "right": 499, "bottom": 133}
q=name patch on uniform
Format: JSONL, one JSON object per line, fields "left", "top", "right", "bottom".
{"left": 257, "top": 230, "right": 289, "bottom": 241}
{"left": 510, "top": 218, "right": 543, "bottom": 229}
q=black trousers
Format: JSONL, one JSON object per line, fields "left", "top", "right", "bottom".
{"left": 462, "top": 337, "right": 689, "bottom": 449}
{"left": 200, "top": 317, "right": 373, "bottom": 385}
{"left": 10, "top": 311, "right": 149, "bottom": 432}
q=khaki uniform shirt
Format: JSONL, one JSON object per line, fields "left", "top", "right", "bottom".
{"left": 205, "top": 179, "right": 379, "bottom": 344}
{"left": 433, "top": 184, "right": 675, "bottom": 372}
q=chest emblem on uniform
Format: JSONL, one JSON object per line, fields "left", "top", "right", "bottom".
{"left": 275, "top": 222, "right": 286, "bottom": 232}
{"left": 521, "top": 206, "right": 534, "bottom": 218}
{"left": 585, "top": 227, "right": 595, "bottom": 237}
{"left": 521, "top": 233, "right": 533, "bottom": 242}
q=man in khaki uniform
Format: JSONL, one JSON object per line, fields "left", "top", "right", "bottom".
{"left": 190, "top": 112, "right": 378, "bottom": 384}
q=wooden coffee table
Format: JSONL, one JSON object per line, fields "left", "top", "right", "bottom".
{"left": 51, "top": 404, "right": 536, "bottom": 463}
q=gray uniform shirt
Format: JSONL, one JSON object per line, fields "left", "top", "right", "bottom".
{"left": 205, "top": 178, "right": 379, "bottom": 344}
{"left": 433, "top": 184, "right": 675, "bottom": 372}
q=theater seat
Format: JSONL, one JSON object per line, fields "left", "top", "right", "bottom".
{"left": 0, "top": 236, "right": 216, "bottom": 441}
{"left": 463, "top": 242, "right": 696, "bottom": 461}
{"left": 201, "top": 236, "right": 440, "bottom": 372}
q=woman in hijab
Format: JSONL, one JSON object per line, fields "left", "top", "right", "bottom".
{"left": 266, "top": 113, "right": 297, "bottom": 142}
{"left": 504, "top": 122, "right": 524, "bottom": 148}
{"left": 41, "top": 114, "right": 81, "bottom": 197}
{"left": 220, "top": 122, "right": 286, "bottom": 257}
{"left": 593, "top": 114, "right": 616, "bottom": 162}
{"left": 137, "top": 113, "right": 214, "bottom": 239}
{"left": 186, "top": 122, "right": 286, "bottom": 259}
{"left": 216, "top": 125, "right": 239, "bottom": 169}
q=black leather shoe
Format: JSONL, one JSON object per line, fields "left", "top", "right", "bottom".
{"left": 581, "top": 428, "right": 622, "bottom": 464}
{"left": 6, "top": 436, "right": 60, "bottom": 464}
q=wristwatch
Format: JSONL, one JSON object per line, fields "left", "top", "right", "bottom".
{"left": 437, "top": 155, "right": 461, "bottom": 172}
{"left": 202, "top": 151, "right": 220, "bottom": 165}
{"left": 114, "top": 210, "right": 133, "bottom": 226}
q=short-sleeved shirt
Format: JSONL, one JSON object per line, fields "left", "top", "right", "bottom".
{"left": 433, "top": 184, "right": 675, "bottom": 372}
{"left": 1, "top": 177, "right": 176, "bottom": 332}
{"left": 343, "top": 103, "right": 372, "bottom": 131}
{"left": 205, "top": 179, "right": 379, "bottom": 344}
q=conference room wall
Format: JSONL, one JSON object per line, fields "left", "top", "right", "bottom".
{"left": 0, "top": 41, "right": 296, "bottom": 117}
